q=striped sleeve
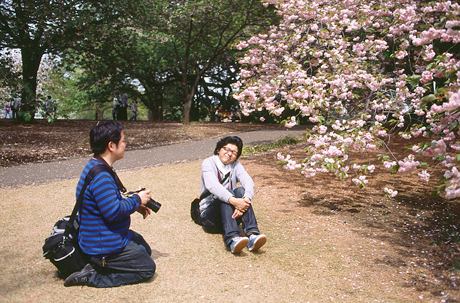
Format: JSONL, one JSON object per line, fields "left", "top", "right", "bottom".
{"left": 76, "top": 159, "right": 141, "bottom": 256}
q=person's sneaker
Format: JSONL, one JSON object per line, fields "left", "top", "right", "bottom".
{"left": 64, "top": 264, "right": 95, "bottom": 287}
{"left": 248, "top": 234, "right": 267, "bottom": 252}
{"left": 230, "top": 237, "right": 249, "bottom": 254}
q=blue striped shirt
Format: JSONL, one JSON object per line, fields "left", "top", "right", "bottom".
{"left": 76, "top": 158, "right": 141, "bottom": 256}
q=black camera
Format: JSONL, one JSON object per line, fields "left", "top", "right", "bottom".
{"left": 125, "top": 188, "right": 161, "bottom": 213}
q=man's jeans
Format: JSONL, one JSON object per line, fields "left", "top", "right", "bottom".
{"left": 201, "top": 187, "right": 260, "bottom": 246}
{"left": 86, "top": 231, "right": 156, "bottom": 288}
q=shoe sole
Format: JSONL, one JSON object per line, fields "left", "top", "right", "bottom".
{"left": 248, "top": 235, "right": 267, "bottom": 252}
{"left": 231, "top": 238, "right": 249, "bottom": 254}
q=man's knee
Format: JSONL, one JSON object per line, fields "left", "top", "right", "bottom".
{"left": 144, "top": 258, "right": 156, "bottom": 277}
{"left": 233, "top": 187, "right": 245, "bottom": 198}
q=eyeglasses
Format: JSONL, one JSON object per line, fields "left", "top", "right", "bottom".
{"left": 222, "top": 146, "right": 238, "bottom": 156}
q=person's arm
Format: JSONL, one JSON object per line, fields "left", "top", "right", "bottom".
{"left": 233, "top": 162, "right": 255, "bottom": 200}
{"left": 228, "top": 162, "right": 255, "bottom": 215}
{"left": 201, "top": 158, "right": 233, "bottom": 203}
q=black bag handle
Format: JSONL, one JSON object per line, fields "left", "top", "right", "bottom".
{"left": 64, "top": 163, "right": 125, "bottom": 238}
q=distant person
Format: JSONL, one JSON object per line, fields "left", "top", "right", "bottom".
{"left": 120, "top": 92, "right": 129, "bottom": 120}
{"left": 11, "top": 96, "right": 21, "bottom": 119}
{"left": 64, "top": 120, "right": 156, "bottom": 287}
{"left": 44, "top": 95, "right": 53, "bottom": 117}
{"left": 222, "top": 109, "right": 230, "bottom": 121}
{"left": 129, "top": 100, "right": 138, "bottom": 121}
{"left": 231, "top": 107, "right": 238, "bottom": 122}
{"left": 4, "top": 101, "right": 11, "bottom": 119}
{"left": 215, "top": 107, "right": 222, "bottom": 122}
{"left": 197, "top": 136, "right": 267, "bottom": 254}
{"left": 112, "top": 91, "right": 121, "bottom": 120}
{"left": 52, "top": 98, "right": 58, "bottom": 118}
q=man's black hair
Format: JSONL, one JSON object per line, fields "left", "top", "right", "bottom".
{"left": 90, "top": 121, "right": 123, "bottom": 156}
{"left": 214, "top": 136, "right": 243, "bottom": 159}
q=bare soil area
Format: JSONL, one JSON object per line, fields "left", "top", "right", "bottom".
{"left": 0, "top": 119, "right": 459, "bottom": 302}
{"left": 245, "top": 146, "right": 460, "bottom": 302}
{"left": 0, "top": 119, "right": 276, "bottom": 167}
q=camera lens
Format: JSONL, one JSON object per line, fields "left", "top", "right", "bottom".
{"left": 146, "top": 199, "right": 161, "bottom": 213}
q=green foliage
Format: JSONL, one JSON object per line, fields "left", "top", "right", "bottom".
{"left": 377, "top": 154, "right": 389, "bottom": 162}
{"left": 133, "top": 0, "right": 276, "bottom": 123}
{"left": 242, "top": 136, "right": 301, "bottom": 156}
{"left": 0, "top": 50, "right": 21, "bottom": 100}
{"left": 0, "top": 0, "right": 133, "bottom": 120}
{"left": 2, "top": 0, "right": 276, "bottom": 122}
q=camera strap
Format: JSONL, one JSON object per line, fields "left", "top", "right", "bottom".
{"left": 199, "top": 165, "right": 230, "bottom": 200}
{"left": 64, "top": 162, "right": 125, "bottom": 238}
{"left": 94, "top": 156, "right": 126, "bottom": 193}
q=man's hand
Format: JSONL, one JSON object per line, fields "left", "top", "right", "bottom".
{"left": 232, "top": 209, "right": 244, "bottom": 219}
{"left": 137, "top": 188, "right": 151, "bottom": 206}
{"left": 136, "top": 188, "right": 152, "bottom": 219}
{"left": 137, "top": 205, "right": 151, "bottom": 219}
{"left": 228, "top": 196, "right": 251, "bottom": 213}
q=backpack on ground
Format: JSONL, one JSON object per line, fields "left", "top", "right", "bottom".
{"left": 42, "top": 164, "right": 120, "bottom": 278}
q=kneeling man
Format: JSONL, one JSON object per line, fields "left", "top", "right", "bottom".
{"left": 65, "top": 121, "right": 156, "bottom": 287}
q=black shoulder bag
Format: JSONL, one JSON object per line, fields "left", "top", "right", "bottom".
{"left": 42, "top": 163, "right": 123, "bottom": 278}
{"left": 191, "top": 171, "right": 230, "bottom": 225}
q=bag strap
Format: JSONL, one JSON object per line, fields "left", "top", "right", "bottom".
{"left": 64, "top": 162, "right": 124, "bottom": 238}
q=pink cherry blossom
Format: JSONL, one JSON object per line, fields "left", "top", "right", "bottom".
{"left": 384, "top": 188, "right": 398, "bottom": 198}
{"left": 234, "top": 0, "right": 460, "bottom": 199}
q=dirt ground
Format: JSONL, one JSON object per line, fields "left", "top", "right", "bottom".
{"left": 1, "top": 119, "right": 460, "bottom": 302}
{"left": 0, "top": 119, "right": 276, "bottom": 167}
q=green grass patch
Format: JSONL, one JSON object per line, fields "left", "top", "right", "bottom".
{"left": 242, "top": 136, "right": 301, "bottom": 156}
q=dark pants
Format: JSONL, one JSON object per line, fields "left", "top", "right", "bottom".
{"left": 12, "top": 109, "right": 18, "bottom": 119}
{"left": 86, "top": 231, "right": 156, "bottom": 288}
{"left": 129, "top": 112, "right": 137, "bottom": 121}
{"left": 112, "top": 106, "right": 119, "bottom": 120}
{"left": 119, "top": 106, "right": 128, "bottom": 120}
{"left": 201, "top": 187, "right": 260, "bottom": 246}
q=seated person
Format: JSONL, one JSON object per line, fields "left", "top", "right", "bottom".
{"left": 64, "top": 120, "right": 156, "bottom": 287}
{"left": 198, "top": 136, "right": 267, "bottom": 254}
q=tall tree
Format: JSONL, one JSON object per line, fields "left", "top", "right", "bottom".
{"left": 144, "top": 0, "right": 276, "bottom": 124}
{"left": 61, "top": 25, "right": 173, "bottom": 121}
{"left": 0, "top": 0, "right": 130, "bottom": 119}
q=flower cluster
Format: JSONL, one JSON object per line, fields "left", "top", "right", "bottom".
{"left": 384, "top": 188, "right": 398, "bottom": 198}
{"left": 443, "top": 167, "right": 460, "bottom": 199}
{"left": 233, "top": 0, "right": 460, "bottom": 198}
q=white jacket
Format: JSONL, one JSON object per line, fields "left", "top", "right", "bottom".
{"left": 199, "top": 155, "right": 255, "bottom": 213}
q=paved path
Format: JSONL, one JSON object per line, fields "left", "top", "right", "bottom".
{"left": 0, "top": 126, "right": 307, "bottom": 188}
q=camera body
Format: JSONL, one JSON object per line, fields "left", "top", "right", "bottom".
{"left": 125, "top": 188, "right": 161, "bottom": 213}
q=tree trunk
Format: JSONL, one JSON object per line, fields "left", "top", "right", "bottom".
{"left": 181, "top": 75, "right": 200, "bottom": 125}
{"left": 147, "top": 109, "right": 153, "bottom": 121}
{"left": 180, "top": 64, "right": 209, "bottom": 124}
{"left": 152, "top": 87, "right": 163, "bottom": 121}
{"left": 141, "top": 85, "right": 164, "bottom": 121}
{"left": 182, "top": 93, "right": 192, "bottom": 125}
{"left": 95, "top": 103, "right": 104, "bottom": 120}
{"left": 20, "top": 46, "right": 42, "bottom": 119}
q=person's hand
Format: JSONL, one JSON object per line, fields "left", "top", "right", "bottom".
{"left": 228, "top": 196, "right": 250, "bottom": 213}
{"left": 137, "top": 188, "right": 151, "bottom": 206}
{"left": 137, "top": 205, "right": 151, "bottom": 219}
{"left": 232, "top": 209, "right": 243, "bottom": 219}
